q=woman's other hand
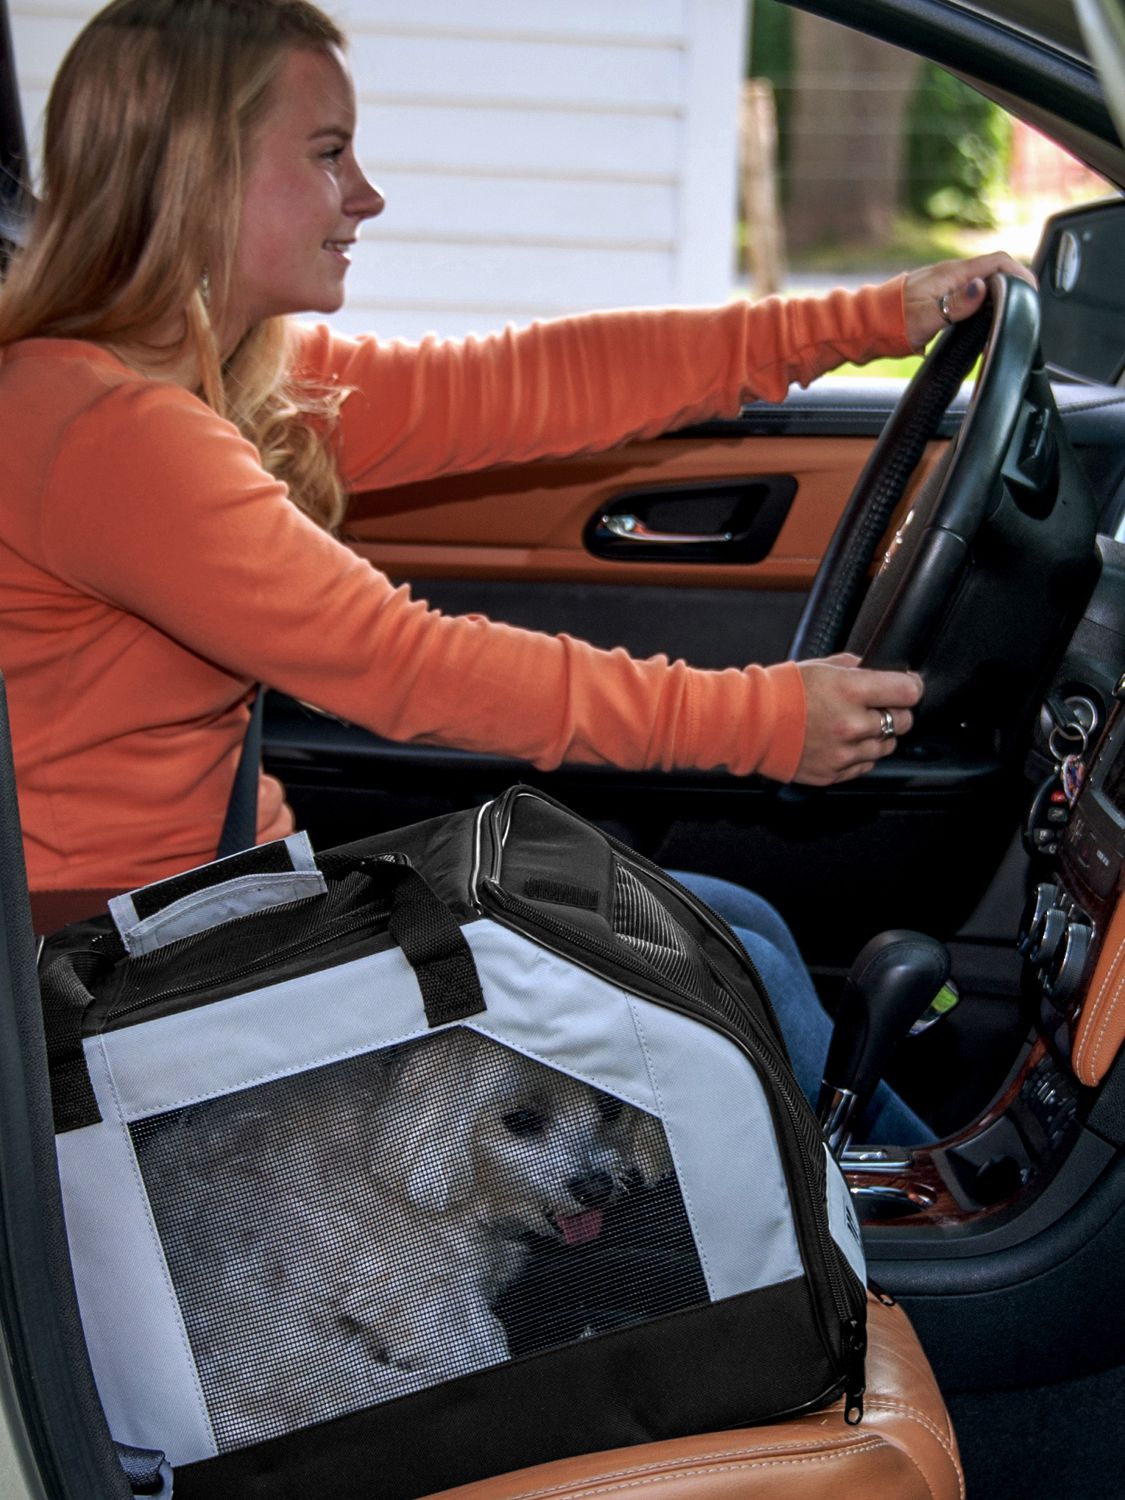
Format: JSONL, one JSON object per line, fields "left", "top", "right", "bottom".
{"left": 792, "top": 653, "right": 924, "bottom": 786}
{"left": 902, "top": 251, "right": 1037, "bottom": 351}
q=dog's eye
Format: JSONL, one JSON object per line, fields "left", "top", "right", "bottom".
{"left": 596, "top": 1094, "right": 624, "bottom": 1123}
{"left": 502, "top": 1107, "right": 546, "bottom": 1137}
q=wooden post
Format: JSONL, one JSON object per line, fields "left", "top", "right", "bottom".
{"left": 740, "top": 78, "right": 785, "bottom": 297}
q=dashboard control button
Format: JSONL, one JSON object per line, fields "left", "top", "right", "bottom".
{"left": 1030, "top": 906, "right": 1067, "bottom": 967}
{"left": 1046, "top": 921, "right": 1092, "bottom": 1007}
{"left": 1018, "top": 882, "right": 1058, "bottom": 954}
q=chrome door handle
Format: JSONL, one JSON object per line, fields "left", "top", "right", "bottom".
{"left": 599, "top": 513, "right": 734, "bottom": 546}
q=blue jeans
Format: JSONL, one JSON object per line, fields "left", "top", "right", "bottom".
{"left": 670, "top": 871, "right": 934, "bottom": 1146}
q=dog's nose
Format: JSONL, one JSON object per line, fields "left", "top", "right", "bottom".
{"left": 567, "top": 1170, "right": 614, "bottom": 1208}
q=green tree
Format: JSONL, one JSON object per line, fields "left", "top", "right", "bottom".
{"left": 905, "top": 65, "right": 1012, "bottom": 227}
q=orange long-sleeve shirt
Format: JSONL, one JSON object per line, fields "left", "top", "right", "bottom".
{"left": 0, "top": 281, "right": 911, "bottom": 891}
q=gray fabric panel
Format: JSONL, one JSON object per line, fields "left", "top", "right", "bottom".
{"left": 460, "top": 926, "right": 804, "bottom": 1301}
{"left": 56, "top": 1038, "right": 218, "bottom": 1466}
{"left": 96, "top": 943, "right": 431, "bottom": 1121}
{"left": 625, "top": 995, "right": 804, "bottom": 1301}
{"left": 99, "top": 921, "right": 661, "bottom": 1123}
{"left": 462, "top": 924, "right": 661, "bottom": 1114}
{"left": 824, "top": 1143, "right": 867, "bottom": 1285}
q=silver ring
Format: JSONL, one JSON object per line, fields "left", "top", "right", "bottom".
{"left": 878, "top": 709, "right": 896, "bottom": 741}
{"left": 938, "top": 291, "right": 955, "bottom": 326}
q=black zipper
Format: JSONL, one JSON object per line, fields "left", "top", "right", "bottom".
{"left": 475, "top": 792, "right": 865, "bottom": 1403}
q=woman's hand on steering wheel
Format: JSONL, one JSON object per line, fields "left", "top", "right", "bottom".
{"left": 791, "top": 654, "right": 924, "bottom": 786}
{"left": 902, "top": 252, "right": 1037, "bottom": 352}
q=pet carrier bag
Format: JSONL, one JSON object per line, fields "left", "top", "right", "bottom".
{"left": 38, "top": 784, "right": 867, "bottom": 1500}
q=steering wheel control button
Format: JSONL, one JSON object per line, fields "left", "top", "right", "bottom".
{"left": 1002, "top": 401, "right": 1059, "bottom": 517}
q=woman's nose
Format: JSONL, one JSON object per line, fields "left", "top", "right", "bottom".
{"left": 349, "top": 173, "right": 385, "bottom": 223}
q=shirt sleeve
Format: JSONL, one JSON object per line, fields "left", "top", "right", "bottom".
{"left": 40, "top": 382, "right": 808, "bottom": 783}
{"left": 291, "top": 277, "right": 911, "bottom": 493}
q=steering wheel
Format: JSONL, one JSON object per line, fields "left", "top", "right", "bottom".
{"left": 788, "top": 273, "right": 1043, "bottom": 687}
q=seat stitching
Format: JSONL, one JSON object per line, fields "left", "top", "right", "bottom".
{"left": 887, "top": 1436, "right": 947, "bottom": 1500}
{"left": 865, "top": 1398, "right": 964, "bottom": 1500}
{"left": 1085, "top": 947, "right": 1125, "bottom": 1075}
{"left": 480, "top": 1440, "right": 888, "bottom": 1500}
{"left": 864, "top": 1397, "right": 955, "bottom": 1449}
{"left": 1074, "top": 938, "right": 1124, "bottom": 1076}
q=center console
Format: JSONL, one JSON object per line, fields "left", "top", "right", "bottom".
{"left": 845, "top": 681, "right": 1125, "bottom": 1240}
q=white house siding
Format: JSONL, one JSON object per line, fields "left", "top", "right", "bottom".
{"left": 10, "top": 0, "right": 747, "bottom": 340}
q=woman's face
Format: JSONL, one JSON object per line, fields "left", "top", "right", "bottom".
{"left": 230, "top": 46, "right": 384, "bottom": 332}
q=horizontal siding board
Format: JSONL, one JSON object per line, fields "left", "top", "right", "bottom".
{"left": 362, "top": 105, "right": 680, "bottom": 179}
{"left": 348, "top": 33, "right": 684, "bottom": 110}
{"left": 339, "top": 0, "right": 685, "bottom": 42}
{"left": 344, "top": 239, "right": 673, "bottom": 309}
{"left": 371, "top": 172, "right": 675, "bottom": 243}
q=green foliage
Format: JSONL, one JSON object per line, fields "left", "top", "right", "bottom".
{"left": 905, "top": 65, "right": 1012, "bottom": 227}
{"left": 744, "top": 6, "right": 1012, "bottom": 236}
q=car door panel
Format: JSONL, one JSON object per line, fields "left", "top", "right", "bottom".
{"left": 344, "top": 431, "right": 915, "bottom": 591}
{"left": 265, "top": 378, "right": 1021, "bottom": 982}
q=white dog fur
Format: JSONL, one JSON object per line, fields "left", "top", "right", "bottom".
{"left": 135, "top": 1026, "right": 673, "bottom": 1450}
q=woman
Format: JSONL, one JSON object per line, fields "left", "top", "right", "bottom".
{"left": 0, "top": 0, "right": 1028, "bottom": 1135}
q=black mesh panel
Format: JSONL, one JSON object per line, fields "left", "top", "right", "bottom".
{"left": 612, "top": 864, "right": 709, "bottom": 1001}
{"left": 130, "top": 1029, "right": 702, "bottom": 1452}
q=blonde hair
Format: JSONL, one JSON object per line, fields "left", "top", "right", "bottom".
{"left": 0, "top": 0, "right": 351, "bottom": 531}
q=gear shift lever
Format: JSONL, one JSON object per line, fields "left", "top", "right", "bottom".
{"left": 817, "top": 930, "right": 951, "bottom": 1155}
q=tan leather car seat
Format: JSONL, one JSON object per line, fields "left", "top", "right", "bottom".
{"left": 422, "top": 1295, "right": 962, "bottom": 1500}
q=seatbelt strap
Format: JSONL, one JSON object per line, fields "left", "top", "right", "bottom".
{"left": 215, "top": 688, "right": 264, "bottom": 860}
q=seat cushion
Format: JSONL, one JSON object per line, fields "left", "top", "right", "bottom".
{"left": 420, "top": 1294, "right": 962, "bottom": 1500}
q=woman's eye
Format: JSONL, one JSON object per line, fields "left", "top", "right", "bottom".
{"left": 502, "top": 1107, "right": 546, "bottom": 1137}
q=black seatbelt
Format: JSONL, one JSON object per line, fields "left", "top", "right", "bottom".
{"left": 215, "top": 689, "right": 264, "bottom": 860}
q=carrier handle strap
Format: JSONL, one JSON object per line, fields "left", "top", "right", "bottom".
{"left": 43, "top": 852, "right": 486, "bottom": 1134}
{"left": 359, "top": 856, "right": 486, "bottom": 1028}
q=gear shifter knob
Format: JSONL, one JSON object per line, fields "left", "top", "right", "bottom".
{"left": 817, "top": 930, "right": 951, "bottom": 1154}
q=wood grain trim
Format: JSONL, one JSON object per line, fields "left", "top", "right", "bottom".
{"left": 849, "top": 1038, "right": 1051, "bottom": 1228}
{"left": 344, "top": 435, "right": 946, "bottom": 590}
{"left": 1072, "top": 893, "right": 1125, "bottom": 1086}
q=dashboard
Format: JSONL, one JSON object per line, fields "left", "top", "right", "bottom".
{"left": 1028, "top": 685, "right": 1125, "bottom": 1084}
{"left": 847, "top": 654, "right": 1125, "bottom": 1242}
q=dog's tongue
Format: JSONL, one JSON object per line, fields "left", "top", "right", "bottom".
{"left": 557, "top": 1208, "right": 604, "bottom": 1245}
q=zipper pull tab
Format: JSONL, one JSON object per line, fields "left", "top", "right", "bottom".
{"left": 843, "top": 1317, "right": 866, "bottom": 1424}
